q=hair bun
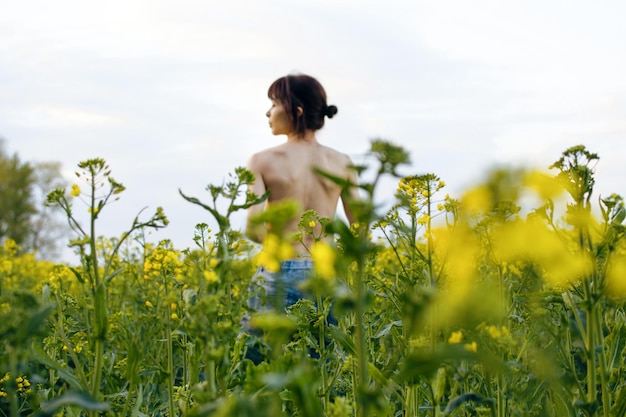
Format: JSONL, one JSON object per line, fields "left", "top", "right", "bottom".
{"left": 325, "top": 104, "right": 338, "bottom": 119}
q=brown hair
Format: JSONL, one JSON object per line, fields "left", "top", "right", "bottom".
{"left": 268, "top": 74, "right": 338, "bottom": 137}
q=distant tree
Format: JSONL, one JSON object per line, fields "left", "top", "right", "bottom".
{"left": 30, "top": 161, "right": 69, "bottom": 258}
{"left": 0, "top": 139, "right": 68, "bottom": 258}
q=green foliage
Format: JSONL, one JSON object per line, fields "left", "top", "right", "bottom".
{"left": 2, "top": 143, "right": 626, "bottom": 417}
{"left": 0, "top": 140, "right": 67, "bottom": 257}
{"left": 0, "top": 142, "right": 37, "bottom": 249}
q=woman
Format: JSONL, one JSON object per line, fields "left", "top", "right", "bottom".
{"left": 243, "top": 74, "right": 358, "bottom": 350}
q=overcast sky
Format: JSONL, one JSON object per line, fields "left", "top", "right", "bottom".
{"left": 2, "top": 1, "right": 626, "bottom": 260}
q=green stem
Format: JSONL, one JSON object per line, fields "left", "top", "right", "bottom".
{"left": 89, "top": 167, "right": 105, "bottom": 404}
{"left": 594, "top": 302, "right": 610, "bottom": 416}
{"left": 121, "top": 381, "right": 135, "bottom": 417}
{"left": 583, "top": 279, "right": 597, "bottom": 409}
{"left": 317, "top": 294, "right": 329, "bottom": 409}
{"left": 497, "top": 372, "right": 505, "bottom": 417}
{"left": 8, "top": 346, "right": 19, "bottom": 417}
{"left": 166, "top": 302, "right": 176, "bottom": 417}
{"left": 354, "top": 257, "right": 369, "bottom": 417}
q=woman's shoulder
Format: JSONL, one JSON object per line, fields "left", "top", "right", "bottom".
{"left": 321, "top": 145, "right": 352, "bottom": 165}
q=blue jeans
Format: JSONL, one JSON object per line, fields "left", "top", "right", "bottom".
{"left": 247, "top": 259, "right": 314, "bottom": 314}
{"left": 242, "top": 259, "right": 339, "bottom": 364}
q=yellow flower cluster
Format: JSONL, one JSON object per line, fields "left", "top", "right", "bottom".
{"left": 523, "top": 170, "right": 565, "bottom": 200}
{"left": 311, "top": 241, "right": 336, "bottom": 281}
{"left": 256, "top": 234, "right": 294, "bottom": 272}
{"left": 464, "top": 341, "right": 478, "bottom": 353}
{"left": 46, "top": 264, "right": 73, "bottom": 293}
{"left": 492, "top": 217, "right": 592, "bottom": 289}
{"left": 0, "top": 259, "right": 12, "bottom": 275}
{"left": 396, "top": 175, "right": 445, "bottom": 214}
{"left": 2, "top": 239, "right": 18, "bottom": 256}
{"left": 448, "top": 331, "right": 463, "bottom": 344}
{"left": 486, "top": 325, "right": 511, "bottom": 340}
{"left": 0, "top": 374, "right": 32, "bottom": 397}
{"left": 1, "top": 239, "right": 55, "bottom": 293}
{"left": 143, "top": 245, "right": 185, "bottom": 281}
{"left": 202, "top": 257, "right": 220, "bottom": 283}
{"left": 461, "top": 185, "right": 492, "bottom": 214}
{"left": 606, "top": 254, "right": 626, "bottom": 297}
{"left": 70, "top": 183, "right": 81, "bottom": 197}
{"left": 203, "top": 270, "right": 219, "bottom": 283}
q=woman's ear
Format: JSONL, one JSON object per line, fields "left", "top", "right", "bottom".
{"left": 296, "top": 106, "right": 304, "bottom": 118}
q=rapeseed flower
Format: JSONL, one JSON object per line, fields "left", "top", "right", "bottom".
{"left": 0, "top": 260, "right": 12, "bottom": 275}
{"left": 311, "top": 241, "right": 336, "bottom": 280}
{"left": 70, "top": 184, "right": 81, "bottom": 197}
{"left": 256, "top": 233, "right": 294, "bottom": 272}
{"left": 606, "top": 254, "right": 626, "bottom": 298}
{"left": 523, "top": 170, "right": 564, "bottom": 200}
{"left": 203, "top": 270, "right": 219, "bottom": 283}
{"left": 486, "top": 325, "right": 510, "bottom": 339}
{"left": 448, "top": 331, "right": 463, "bottom": 344}
{"left": 462, "top": 185, "right": 492, "bottom": 214}
{"left": 143, "top": 244, "right": 185, "bottom": 279}
{"left": 464, "top": 342, "right": 478, "bottom": 353}
{"left": 492, "top": 217, "right": 592, "bottom": 289}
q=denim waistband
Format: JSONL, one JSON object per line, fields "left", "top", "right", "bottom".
{"left": 279, "top": 259, "right": 314, "bottom": 270}
{"left": 280, "top": 259, "right": 313, "bottom": 270}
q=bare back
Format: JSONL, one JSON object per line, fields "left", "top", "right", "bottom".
{"left": 247, "top": 139, "right": 356, "bottom": 256}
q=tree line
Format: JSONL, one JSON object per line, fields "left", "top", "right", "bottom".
{"left": 0, "top": 138, "right": 67, "bottom": 259}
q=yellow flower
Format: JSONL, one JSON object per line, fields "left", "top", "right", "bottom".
{"left": 417, "top": 213, "right": 430, "bottom": 225}
{"left": 311, "top": 242, "right": 336, "bottom": 280}
{"left": 308, "top": 220, "right": 316, "bottom": 228}
{"left": 0, "top": 260, "right": 12, "bottom": 275}
{"left": 171, "top": 313, "right": 179, "bottom": 320}
{"left": 487, "top": 325, "right": 501, "bottom": 339}
{"left": 145, "top": 300, "right": 154, "bottom": 308}
{"left": 462, "top": 185, "right": 492, "bottom": 214}
{"left": 607, "top": 255, "right": 626, "bottom": 298}
{"left": 523, "top": 170, "right": 564, "bottom": 200}
{"left": 464, "top": 342, "right": 478, "bottom": 353}
{"left": 3, "top": 239, "right": 18, "bottom": 255}
{"left": 448, "top": 331, "right": 463, "bottom": 344}
{"left": 70, "top": 184, "right": 81, "bottom": 197}
{"left": 203, "top": 270, "right": 219, "bottom": 283}
{"left": 170, "top": 303, "right": 177, "bottom": 310}
{"left": 257, "top": 234, "right": 295, "bottom": 272}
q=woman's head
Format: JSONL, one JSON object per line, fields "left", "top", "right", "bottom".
{"left": 267, "top": 74, "right": 337, "bottom": 137}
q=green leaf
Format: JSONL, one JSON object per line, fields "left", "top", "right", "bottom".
{"left": 328, "top": 325, "right": 357, "bottom": 355}
{"left": 105, "top": 267, "right": 124, "bottom": 283}
{"left": 611, "top": 384, "right": 626, "bottom": 417}
{"left": 373, "top": 320, "right": 402, "bottom": 339}
{"left": 443, "top": 393, "right": 492, "bottom": 415}
{"left": 16, "top": 303, "right": 54, "bottom": 344}
{"left": 31, "top": 344, "right": 87, "bottom": 391}
{"left": 69, "top": 266, "right": 85, "bottom": 283}
{"left": 35, "top": 391, "right": 109, "bottom": 417}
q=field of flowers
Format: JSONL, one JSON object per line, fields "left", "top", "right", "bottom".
{"left": 1, "top": 142, "right": 626, "bottom": 417}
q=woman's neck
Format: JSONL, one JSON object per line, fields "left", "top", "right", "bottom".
{"left": 286, "top": 129, "right": 316, "bottom": 143}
